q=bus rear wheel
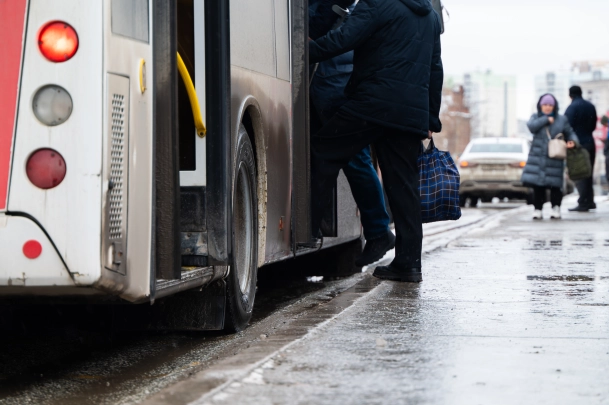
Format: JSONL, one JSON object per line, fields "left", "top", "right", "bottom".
{"left": 225, "top": 125, "right": 258, "bottom": 332}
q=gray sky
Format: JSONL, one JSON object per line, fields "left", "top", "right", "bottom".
{"left": 440, "top": 0, "right": 609, "bottom": 118}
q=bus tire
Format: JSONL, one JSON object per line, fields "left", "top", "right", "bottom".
{"left": 225, "top": 125, "right": 258, "bottom": 332}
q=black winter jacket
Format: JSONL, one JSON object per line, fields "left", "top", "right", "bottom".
{"left": 564, "top": 96, "right": 597, "bottom": 146}
{"left": 309, "top": 0, "right": 444, "bottom": 137}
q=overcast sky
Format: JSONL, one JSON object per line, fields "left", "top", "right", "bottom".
{"left": 440, "top": 0, "right": 609, "bottom": 118}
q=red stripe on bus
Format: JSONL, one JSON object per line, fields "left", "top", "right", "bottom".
{"left": 0, "top": 0, "right": 28, "bottom": 210}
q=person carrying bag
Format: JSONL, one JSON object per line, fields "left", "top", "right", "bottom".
{"left": 521, "top": 94, "right": 578, "bottom": 220}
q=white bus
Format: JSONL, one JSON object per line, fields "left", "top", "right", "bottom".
{"left": 0, "top": 0, "right": 364, "bottom": 331}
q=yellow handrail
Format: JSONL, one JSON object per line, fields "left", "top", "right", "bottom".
{"left": 177, "top": 52, "right": 206, "bottom": 137}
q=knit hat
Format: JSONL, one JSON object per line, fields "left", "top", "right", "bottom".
{"left": 540, "top": 94, "right": 556, "bottom": 106}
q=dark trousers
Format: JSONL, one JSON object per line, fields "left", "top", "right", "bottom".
{"left": 532, "top": 186, "right": 562, "bottom": 210}
{"left": 311, "top": 104, "right": 390, "bottom": 240}
{"left": 311, "top": 110, "right": 422, "bottom": 269}
{"left": 575, "top": 143, "right": 596, "bottom": 208}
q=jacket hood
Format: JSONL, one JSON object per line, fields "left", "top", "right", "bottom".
{"left": 398, "top": 0, "right": 433, "bottom": 16}
{"left": 537, "top": 93, "right": 560, "bottom": 115}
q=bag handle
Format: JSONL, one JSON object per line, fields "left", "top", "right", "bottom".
{"left": 421, "top": 137, "right": 435, "bottom": 154}
{"left": 546, "top": 128, "right": 564, "bottom": 141}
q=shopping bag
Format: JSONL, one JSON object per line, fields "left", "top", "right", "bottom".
{"left": 566, "top": 143, "right": 591, "bottom": 181}
{"left": 418, "top": 138, "right": 462, "bottom": 223}
{"left": 547, "top": 128, "right": 567, "bottom": 160}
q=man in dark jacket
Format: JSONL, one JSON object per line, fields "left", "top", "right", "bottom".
{"left": 565, "top": 85, "right": 598, "bottom": 211}
{"left": 309, "top": 0, "right": 443, "bottom": 283}
{"left": 309, "top": 0, "right": 394, "bottom": 267}
{"left": 602, "top": 115, "right": 609, "bottom": 183}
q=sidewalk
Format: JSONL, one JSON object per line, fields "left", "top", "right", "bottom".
{"left": 192, "top": 199, "right": 609, "bottom": 405}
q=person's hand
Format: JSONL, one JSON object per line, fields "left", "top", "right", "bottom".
{"left": 548, "top": 116, "right": 555, "bottom": 124}
{"left": 567, "top": 141, "right": 575, "bottom": 149}
{"left": 428, "top": 131, "right": 433, "bottom": 139}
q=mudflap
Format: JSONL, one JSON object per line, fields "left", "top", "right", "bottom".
{"left": 152, "top": 280, "right": 226, "bottom": 331}
{"left": 114, "top": 280, "right": 227, "bottom": 331}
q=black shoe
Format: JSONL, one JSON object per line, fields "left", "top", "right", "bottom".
{"left": 373, "top": 265, "right": 422, "bottom": 283}
{"left": 355, "top": 231, "right": 396, "bottom": 267}
{"left": 568, "top": 205, "right": 590, "bottom": 212}
{"left": 590, "top": 202, "right": 597, "bottom": 210}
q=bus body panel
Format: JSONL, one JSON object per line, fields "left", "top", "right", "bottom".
{"left": 98, "top": 0, "right": 155, "bottom": 301}
{"left": 230, "top": 0, "right": 293, "bottom": 265}
{"left": 7, "top": 0, "right": 104, "bottom": 286}
{"left": 0, "top": 214, "right": 73, "bottom": 287}
{"left": 230, "top": 68, "right": 293, "bottom": 265}
{"left": 0, "top": 0, "right": 28, "bottom": 212}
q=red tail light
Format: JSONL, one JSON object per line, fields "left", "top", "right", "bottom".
{"left": 26, "top": 149, "right": 67, "bottom": 189}
{"left": 38, "top": 22, "right": 78, "bottom": 62}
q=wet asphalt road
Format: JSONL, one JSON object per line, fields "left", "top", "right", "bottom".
{"left": 3, "top": 200, "right": 606, "bottom": 404}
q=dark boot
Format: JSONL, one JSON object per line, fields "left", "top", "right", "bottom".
{"left": 355, "top": 231, "right": 396, "bottom": 267}
{"left": 568, "top": 205, "right": 591, "bottom": 212}
{"left": 373, "top": 265, "right": 422, "bottom": 283}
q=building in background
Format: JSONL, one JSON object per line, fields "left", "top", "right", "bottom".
{"left": 535, "top": 61, "right": 609, "bottom": 113}
{"left": 463, "top": 71, "right": 517, "bottom": 139}
{"left": 435, "top": 82, "right": 472, "bottom": 157}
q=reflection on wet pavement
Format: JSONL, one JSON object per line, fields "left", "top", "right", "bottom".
{"left": 194, "top": 201, "right": 609, "bottom": 405}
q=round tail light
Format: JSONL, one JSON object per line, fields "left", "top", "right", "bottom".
{"left": 38, "top": 22, "right": 79, "bottom": 62}
{"left": 32, "top": 85, "right": 73, "bottom": 126}
{"left": 26, "top": 149, "right": 67, "bottom": 189}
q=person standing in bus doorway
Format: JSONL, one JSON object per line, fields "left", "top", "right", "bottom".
{"left": 309, "top": 0, "right": 443, "bottom": 283}
{"left": 565, "top": 85, "right": 598, "bottom": 212}
{"left": 309, "top": 0, "right": 395, "bottom": 267}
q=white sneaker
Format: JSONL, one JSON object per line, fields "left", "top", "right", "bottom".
{"left": 532, "top": 210, "right": 543, "bottom": 220}
{"left": 550, "top": 205, "right": 561, "bottom": 219}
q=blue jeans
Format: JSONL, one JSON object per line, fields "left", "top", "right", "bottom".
{"left": 312, "top": 103, "right": 390, "bottom": 240}
{"left": 343, "top": 146, "right": 391, "bottom": 240}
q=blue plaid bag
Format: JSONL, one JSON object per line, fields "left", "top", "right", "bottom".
{"left": 418, "top": 138, "right": 461, "bottom": 223}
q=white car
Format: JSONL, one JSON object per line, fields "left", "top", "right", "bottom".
{"left": 458, "top": 138, "right": 532, "bottom": 207}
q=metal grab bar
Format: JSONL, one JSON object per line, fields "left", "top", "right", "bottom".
{"left": 177, "top": 52, "right": 207, "bottom": 138}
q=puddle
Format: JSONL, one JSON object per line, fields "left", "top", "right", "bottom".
{"left": 525, "top": 240, "right": 563, "bottom": 250}
{"left": 527, "top": 275, "right": 596, "bottom": 282}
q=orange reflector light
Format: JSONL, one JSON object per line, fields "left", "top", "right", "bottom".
{"left": 23, "top": 240, "right": 42, "bottom": 259}
{"left": 460, "top": 161, "right": 469, "bottom": 167}
{"left": 509, "top": 161, "right": 527, "bottom": 168}
{"left": 26, "top": 149, "right": 67, "bottom": 189}
{"left": 38, "top": 22, "right": 78, "bottom": 62}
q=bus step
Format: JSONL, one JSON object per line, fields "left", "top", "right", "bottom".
{"left": 182, "top": 255, "right": 208, "bottom": 267}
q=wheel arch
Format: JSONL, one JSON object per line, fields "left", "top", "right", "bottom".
{"left": 235, "top": 96, "right": 268, "bottom": 268}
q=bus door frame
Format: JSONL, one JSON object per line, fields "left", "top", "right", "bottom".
{"left": 152, "top": 0, "right": 181, "bottom": 280}
{"left": 204, "top": 0, "right": 233, "bottom": 267}
{"left": 150, "top": 0, "right": 233, "bottom": 285}
{"left": 291, "top": 0, "right": 312, "bottom": 248}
